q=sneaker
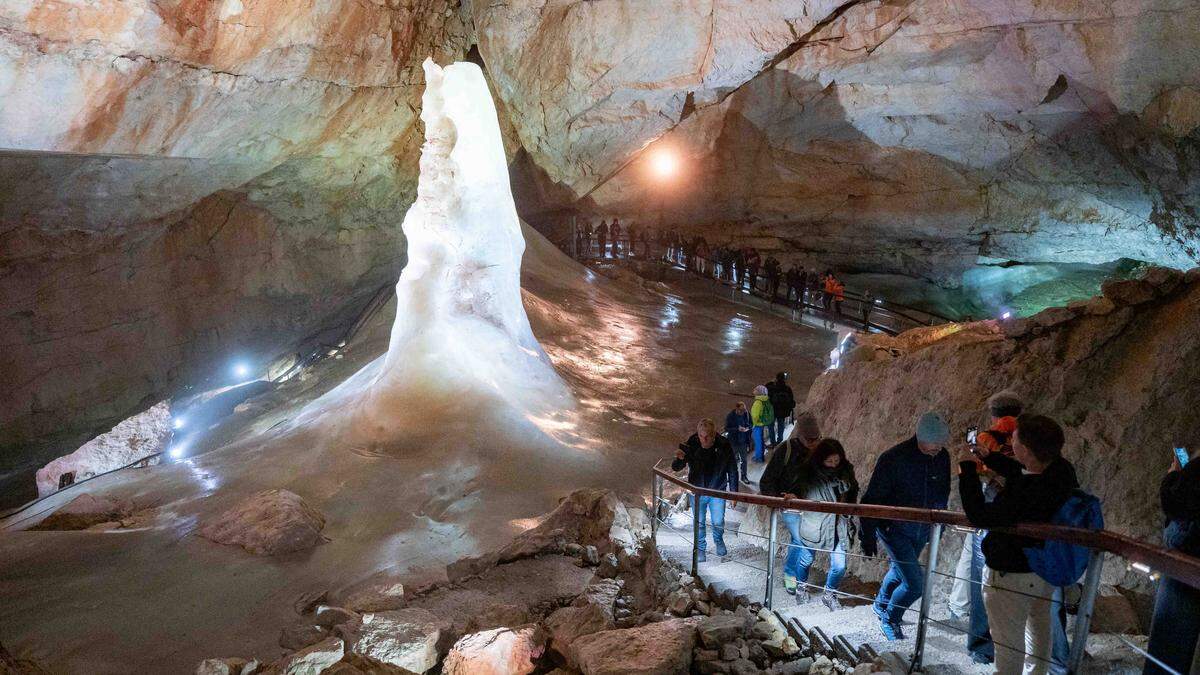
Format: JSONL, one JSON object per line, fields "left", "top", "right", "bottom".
{"left": 697, "top": 550, "right": 706, "bottom": 563}
{"left": 795, "top": 589, "right": 811, "bottom": 605}
{"left": 714, "top": 541, "right": 728, "bottom": 557}
{"left": 783, "top": 575, "right": 797, "bottom": 595}
{"left": 820, "top": 591, "right": 841, "bottom": 612}
{"left": 879, "top": 618, "right": 905, "bottom": 641}
{"left": 970, "top": 652, "right": 994, "bottom": 665}
{"left": 872, "top": 601, "right": 889, "bottom": 623}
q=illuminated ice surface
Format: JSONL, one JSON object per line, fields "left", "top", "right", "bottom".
{"left": 0, "top": 60, "right": 828, "bottom": 673}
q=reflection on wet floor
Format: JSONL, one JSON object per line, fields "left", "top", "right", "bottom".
{"left": 723, "top": 314, "right": 753, "bottom": 355}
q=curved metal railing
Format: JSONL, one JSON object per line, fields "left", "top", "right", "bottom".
{"left": 651, "top": 460, "right": 1198, "bottom": 673}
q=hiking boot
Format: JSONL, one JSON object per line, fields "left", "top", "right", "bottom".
{"left": 697, "top": 550, "right": 706, "bottom": 563}
{"left": 783, "top": 575, "right": 797, "bottom": 595}
{"left": 794, "top": 589, "right": 811, "bottom": 605}
{"left": 872, "top": 601, "right": 889, "bottom": 623}
{"left": 714, "top": 541, "right": 728, "bottom": 557}
{"left": 820, "top": 591, "right": 841, "bottom": 612}
{"left": 879, "top": 618, "right": 905, "bottom": 641}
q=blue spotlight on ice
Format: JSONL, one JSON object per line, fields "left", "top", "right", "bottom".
{"left": 172, "top": 417, "right": 186, "bottom": 430}
{"left": 233, "top": 362, "right": 250, "bottom": 379}
{"left": 1000, "top": 311, "right": 1012, "bottom": 320}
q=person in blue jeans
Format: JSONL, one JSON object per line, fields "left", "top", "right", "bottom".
{"left": 1144, "top": 443, "right": 1200, "bottom": 674}
{"left": 780, "top": 439, "right": 859, "bottom": 609}
{"left": 750, "top": 385, "right": 775, "bottom": 462}
{"left": 671, "top": 418, "right": 739, "bottom": 563}
{"left": 724, "top": 401, "right": 753, "bottom": 485}
{"left": 860, "top": 412, "right": 952, "bottom": 641}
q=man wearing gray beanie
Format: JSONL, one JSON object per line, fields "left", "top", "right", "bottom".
{"left": 860, "top": 411, "right": 952, "bottom": 641}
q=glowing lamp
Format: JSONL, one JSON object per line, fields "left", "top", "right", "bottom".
{"left": 172, "top": 417, "right": 186, "bottom": 430}
{"left": 1000, "top": 311, "right": 1012, "bottom": 320}
{"left": 233, "top": 362, "right": 250, "bottom": 378}
{"left": 650, "top": 149, "right": 677, "bottom": 179}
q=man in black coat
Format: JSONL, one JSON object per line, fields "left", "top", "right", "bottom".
{"left": 672, "top": 418, "right": 738, "bottom": 562}
{"left": 1144, "top": 440, "right": 1200, "bottom": 674}
{"left": 765, "top": 372, "right": 796, "bottom": 446}
{"left": 958, "top": 414, "right": 1079, "bottom": 675}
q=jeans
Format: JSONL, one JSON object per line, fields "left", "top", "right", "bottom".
{"left": 1049, "top": 587, "right": 1069, "bottom": 675}
{"left": 773, "top": 416, "right": 788, "bottom": 448}
{"left": 965, "top": 533, "right": 994, "bottom": 661}
{"left": 781, "top": 512, "right": 846, "bottom": 589}
{"left": 731, "top": 443, "right": 749, "bottom": 482}
{"left": 691, "top": 495, "right": 726, "bottom": 553}
{"left": 874, "top": 530, "right": 927, "bottom": 624}
{"left": 752, "top": 426, "right": 767, "bottom": 461}
{"left": 1144, "top": 576, "right": 1200, "bottom": 674}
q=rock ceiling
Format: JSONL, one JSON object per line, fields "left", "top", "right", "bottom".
{"left": 2, "top": 0, "right": 1198, "bottom": 458}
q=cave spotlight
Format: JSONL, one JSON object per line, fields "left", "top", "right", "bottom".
{"left": 172, "top": 416, "right": 186, "bottom": 430}
{"left": 232, "top": 362, "right": 251, "bottom": 379}
{"left": 650, "top": 147, "right": 678, "bottom": 179}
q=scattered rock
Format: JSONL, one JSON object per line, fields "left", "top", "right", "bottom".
{"left": 1091, "top": 589, "right": 1142, "bottom": 634}
{"left": 442, "top": 624, "right": 546, "bottom": 675}
{"left": 279, "top": 623, "right": 330, "bottom": 651}
{"left": 667, "top": 590, "right": 694, "bottom": 617}
{"left": 280, "top": 637, "right": 343, "bottom": 675}
{"left": 719, "top": 643, "right": 740, "bottom": 661}
{"left": 697, "top": 614, "right": 751, "bottom": 650}
{"left": 1143, "top": 266, "right": 1184, "bottom": 295}
{"left": 339, "top": 579, "right": 406, "bottom": 613}
{"left": 769, "top": 656, "right": 812, "bottom": 674}
{"left": 1031, "top": 306, "right": 1075, "bottom": 329}
{"left": 198, "top": 489, "right": 326, "bottom": 556}
{"left": 582, "top": 545, "right": 600, "bottom": 566}
{"left": 195, "top": 657, "right": 260, "bottom": 675}
{"left": 809, "top": 654, "right": 835, "bottom": 675}
{"left": 545, "top": 604, "right": 614, "bottom": 664}
{"left": 30, "top": 493, "right": 132, "bottom": 531}
{"left": 596, "top": 553, "right": 620, "bottom": 579}
{"left": 351, "top": 608, "right": 441, "bottom": 673}
{"left": 293, "top": 590, "right": 329, "bottom": 616}
{"left": 314, "top": 606, "right": 360, "bottom": 630}
{"left": 571, "top": 618, "right": 697, "bottom": 675}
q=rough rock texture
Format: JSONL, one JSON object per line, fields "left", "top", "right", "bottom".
{"left": 0, "top": 0, "right": 474, "bottom": 462}
{"left": 279, "top": 637, "right": 343, "bottom": 675}
{"left": 197, "top": 489, "right": 326, "bottom": 556}
{"left": 350, "top": 608, "right": 441, "bottom": 674}
{"left": 34, "top": 401, "right": 170, "bottom": 497}
{"left": 476, "top": 1, "right": 1200, "bottom": 283}
{"left": 570, "top": 618, "right": 697, "bottom": 675}
{"left": 442, "top": 624, "right": 545, "bottom": 675}
{"left": 807, "top": 267, "right": 1200, "bottom": 586}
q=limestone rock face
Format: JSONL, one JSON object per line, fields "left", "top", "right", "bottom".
{"left": 570, "top": 618, "right": 697, "bottom": 675}
{"left": 806, "top": 269, "right": 1200, "bottom": 587}
{"left": 476, "top": 0, "right": 1200, "bottom": 281}
{"left": 0, "top": 0, "right": 473, "bottom": 465}
{"left": 442, "top": 624, "right": 546, "bottom": 675}
{"left": 198, "top": 489, "right": 326, "bottom": 556}
{"left": 34, "top": 401, "right": 170, "bottom": 498}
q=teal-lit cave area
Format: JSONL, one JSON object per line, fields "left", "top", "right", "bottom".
{"left": 2, "top": 2, "right": 1199, "bottom": 674}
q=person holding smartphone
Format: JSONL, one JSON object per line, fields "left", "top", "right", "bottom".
{"left": 1144, "top": 442, "right": 1200, "bottom": 674}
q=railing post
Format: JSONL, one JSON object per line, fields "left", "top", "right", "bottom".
{"left": 910, "top": 523, "right": 943, "bottom": 673}
{"left": 650, "top": 473, "right": 660, "bottom": 539}
{"left": 765, "top": 507, "right": 778, "bottom": 609}
{"left": 691, "top": 493, "right": 701, "bottom": 577}
{"left": 1066, "top": 550, "right": 1105, "bottom": 674}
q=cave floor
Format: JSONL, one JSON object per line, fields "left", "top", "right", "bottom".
{"left": 0, "top": 241, "right": 836, "bottom": 673}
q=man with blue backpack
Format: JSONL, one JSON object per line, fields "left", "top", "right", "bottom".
{"left": 958, "top": 414, "right": 1098, "bottom": 675}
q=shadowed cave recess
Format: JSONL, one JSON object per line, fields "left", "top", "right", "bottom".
{"left": 1, "top": 1, "right": 1199, "bottom": 674}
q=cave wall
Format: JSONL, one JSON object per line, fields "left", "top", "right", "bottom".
{"left": 474, "top": 0, "right": 1200, "bottom": 285}
{"left": 0, "top": 0, "right": 475, "bottom": 465}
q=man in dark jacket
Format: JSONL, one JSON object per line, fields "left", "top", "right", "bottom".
{"left": 861, "top": 412, "right": 952, "bottom": 640}
{"left": 958, "top": 414, "right": 1078, "bottom": 675}
{"left": 766, "top": 372, "right": 796, "bottom": 447}
{"left": 760, "top": 413, "right": 824, "bottom": 498}
{"left": 1144, "top": 441, "right": 1200, "bottom": 674}
{"left": 724, "top": 402, "right": 753, "bottom": 486}
{"left": 672, "top": 418, "right": 738, "bottom": 562}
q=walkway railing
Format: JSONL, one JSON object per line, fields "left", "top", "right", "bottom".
{"left": 569, "top": 232, "right": 952, "bottom": 335}
{"left": 651, "top": 460, "right": 1198, "bottom": 674}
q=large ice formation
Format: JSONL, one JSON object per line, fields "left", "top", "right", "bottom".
{"left": 315, "top": 59, "right": 570, "bottom": 427}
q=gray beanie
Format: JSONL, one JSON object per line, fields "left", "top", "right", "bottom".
{"left": 988, "top": 390, "right": 1024, "bottom": 419}
{"left": 916, "top": 412, "right": 950, "bottom": 445}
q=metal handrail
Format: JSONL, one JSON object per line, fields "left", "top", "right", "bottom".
{"left": 652, "top": 461, "right": 1200, "bottom": 590}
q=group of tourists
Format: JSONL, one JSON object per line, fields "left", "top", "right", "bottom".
{"left": 669, "top": 389, "right": 1200, "bottom": 674}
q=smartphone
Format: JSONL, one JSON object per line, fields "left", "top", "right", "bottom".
{"left": 1175, "top": 447, "right": 1190, "bottom": 468}
{"left": 966, "top": 426, "right": 978, "bottom": 446}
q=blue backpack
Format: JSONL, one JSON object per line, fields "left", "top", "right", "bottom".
{"left": 1023, "top": 489, "right": 1104, "bottom": 586}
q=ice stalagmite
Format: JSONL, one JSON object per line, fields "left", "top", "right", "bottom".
{"left": 361, "top": 59, "right": 570, "bottom": 420}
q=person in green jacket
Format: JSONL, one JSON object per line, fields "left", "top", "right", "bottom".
{"left": 750, "top": 385, "right": 775, "bottom": 462}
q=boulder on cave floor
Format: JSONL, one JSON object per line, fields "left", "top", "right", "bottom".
{"left": 570, "top": 618, "right": 698, "bottom": 675}
{"left": 29, "top": 493, "right": 134, "bottom": 531}
{"left": 350, "top": 608, "right": 442, "bottom": 674}
{"left": 198, "top": 489, "right": 326, "bottom": 556}
{"left": 442, "top": 624, "right": 546, "bottom": 675}
{"left": 278, "top": 636, "right": 343, "bottom": 675}
{"left": 545, "top": 603, "right": 614, "bottom": 666}
{"left": 194, "top": 657, "right": 260, "bottom": 675}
